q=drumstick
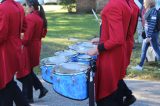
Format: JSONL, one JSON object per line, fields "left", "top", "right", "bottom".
{"left": 91, "top": 9, "right": 101, "bottom": 25}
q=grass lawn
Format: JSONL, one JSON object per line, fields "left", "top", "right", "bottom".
{"left": 36, "top": 6, "right": 160, "bottom": 80}
{"left": 127, "top": 43, "right": 160, "bottom": 81}
{"left": 41, "top": 11, "right": 99, "bottom": 59}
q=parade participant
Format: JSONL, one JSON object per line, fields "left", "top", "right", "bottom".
{"left": 118, "top": 0, "right": 139, "bottom": 105}
{"left": 133, "top": 0, "right": 160, "bottom": 71}
{"left": 0, "top": 0, "right": 29, "bottom": 105}
{"left": 19, "top": 0, "right": 48, "bottom": 102}
{"left": 87, "top": 0, "right": 132, "bottom": 105}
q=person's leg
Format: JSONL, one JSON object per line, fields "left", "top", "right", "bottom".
{"left": 18, "top": 75, "right": 34, "bottom": 103}
{"left": 27, "top": 75, "right": 33, "bottom": 102}
{"left": 139, "top": 40, "right": 150, "bottom": 67}
{"left": 0, "top": 89, "right": 4, "bottom": 106}
{"left": 0, "top": 87, "right": 13, "bottom": 106}
{"left": 7, "top": 80, "right": 29, "bottom": 106}
{"left": 119, "top": 80, "right": 132, "bottom": 97}
{"left": 30, "top": 70, "right": 44, "bottom": 90}
{"left": 118, "top": 79, "right": 136, "bottom": 105}
{"left": 96, "top": 92, "right": 119, "bottom": 106}
{"left": 150, "top": 32, "right": 160, "bottom": 61}
{"left": 30, "top": 70, "right": 48, "bottom": 98}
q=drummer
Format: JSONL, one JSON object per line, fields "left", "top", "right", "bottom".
{"left": 87, "top": 0, "right": 132, "bottom": 105}
{"left": 0, "top": 0, "right": 29, "bottom": 105}
{"left": 16, "top": 0, "right": 48, "bottom": 103}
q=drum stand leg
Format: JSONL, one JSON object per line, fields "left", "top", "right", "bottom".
{"left": 89, "top": 71, "right": 95, "bottom": 106}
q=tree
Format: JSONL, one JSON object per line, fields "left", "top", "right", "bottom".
{"left": 60, "top": 0, "right": 76, "bottom": 13}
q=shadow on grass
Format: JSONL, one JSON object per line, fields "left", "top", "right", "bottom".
{"left": 46, "top": 12, "right": 99, "bottom": 39}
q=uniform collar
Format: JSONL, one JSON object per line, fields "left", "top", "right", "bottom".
{"left": 31, "top": 10, "right": 39, "bottom": 15}
{"left": 5, "top": 0, "right": 13, "bottom": 1}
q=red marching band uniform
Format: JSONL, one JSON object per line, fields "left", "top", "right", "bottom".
{"left": 123, "top": 0, "right": 140, "bottom": 78}
{"left": 0, "top": 0, "right": 26, "bottom": 90}
{"left": 16, "top": 10, "right": 47, "bottom": 78}
{"left": 95, "top": 0, "right": 132, "bottom": 101}
{"left": 120, "top": 0, "right": 139, "bottom": 80}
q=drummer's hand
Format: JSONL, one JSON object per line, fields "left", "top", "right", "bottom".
{"left": 87, "top": 47, "right": 99, "bottom": 56}
{"left": 144, "top": 37, "right": 151, "bottom": 43}
{"left": 91, "top": 38, "right": 99, "bottom": 45}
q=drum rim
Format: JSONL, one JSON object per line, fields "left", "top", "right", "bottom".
{"left": 54, "top": 62, "right": 90, "bottom": 75}
{"left": 53, "top": 70, "right": 88, "bottom": 76}
{"left": 40, "top": 64, "right": 56, "bottom": 66}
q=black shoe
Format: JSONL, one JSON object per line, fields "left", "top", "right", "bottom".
{"left": 39, "top": 87, "right": 48, "bottom": 99}
{"left": 123, "top": 95, "right": 136, "bottom": 106}
{"left": 27, "top": 98, "right": 34, "bottom": 104}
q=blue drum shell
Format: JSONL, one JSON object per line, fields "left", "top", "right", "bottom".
{"left": 40, "top": 65, "right": 56, "bottom": 84}
{"left": 52, "top": 72, "right": 88, "bottom": 100}
{"left": 91, "top": 55, "right": 97, "bottom": 60}
{"left": 68, "top": 55, "right": 78, "bottom": 62}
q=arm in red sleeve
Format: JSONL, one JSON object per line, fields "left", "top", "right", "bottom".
{"left": 22, "top": 16, "right": 27, "bottom": 33}
{"left": 22, "top": 16, "right": 35, "bottom": 46}
{"left": 126, "top": 7, "right": 139, "bottom": 56}
{"left": 42, "top": 28, "right": 47, "bottom": 38}
{"left": 102, "top": 5, "right": 124, "bottom": 50}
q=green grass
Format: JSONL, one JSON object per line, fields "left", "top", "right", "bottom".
{"left": 35, "top": 11, "right": 99, "bottom": 74}
{"left": 36, "top": 9, "right": 160, "bottom": 80}
{"left": 40, "top": 12, "right": 99, "bottom": 59}
{"left": 127, "top": 43, "right": 160, "bottom": 81}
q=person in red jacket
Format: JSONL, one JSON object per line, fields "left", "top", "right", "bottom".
{"left": 17, "top": 0, "right": 48, "bottom": 103}
{"left": 117, "top": 0, "right": 139, "bottom": 105}
{"left": 87, "top": 0, "right": 132, "bottom": 105}
{"left": 0, "top": 0, "right": 29, "bottom": 106}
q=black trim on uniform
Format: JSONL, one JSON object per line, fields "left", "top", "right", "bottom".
{"left": 98, "top": 43, "right": 106, "bottom": 52}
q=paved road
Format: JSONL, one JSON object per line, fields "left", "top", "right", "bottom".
{"left": 28, "top": 77, "right": 160, "bottom": 106}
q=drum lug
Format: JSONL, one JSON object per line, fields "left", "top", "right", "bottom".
{"left": 72, "top": 76, "right": 76, "bottom": 85}
{"left": 57, "top": 77, "right": 60, "bottom": 83}
{"left": 45, "top": 69, "right": 48, "bottom": 74}
{"left": 50, "top": 75, "right": 53, "bottom": 80}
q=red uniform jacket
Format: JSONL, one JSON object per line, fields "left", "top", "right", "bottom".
{"left": 95, "top": 0, "right": 132, "bottom": 101}
{"left": 16, "top": 38, "right": 31, "bottom": 78}
{"left": 0, "top": 0, "right": 25, "bottom": 89}
{"left": 24, "top": 11, "right": 47, "bottom": 68}
{"left": 122, "top": 0, "right": 139, "bottom": 78}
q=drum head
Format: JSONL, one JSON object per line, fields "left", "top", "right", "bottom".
{"left": 55, "top": 50, "right": 77, "bottom": 57}
{"left": 78, "top": 54, "right": 91, "bottom": 59}
{"left": 41, "top": 56, "right": 68, "bottom": 65}
{"left": 79, "top": 42, "right": 95, "bottom": 48}
{"left": 55, "top": 62, "right": 90, "bottom": 74}
{"left": 69, "top": 42, "right": 96, "bottom": 54}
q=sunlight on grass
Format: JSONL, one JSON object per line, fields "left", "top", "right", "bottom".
{"left": 39, "top": 10, "right": 99, "bottom": 62}
{"left": 127, "top": 43, "right": 160, "bottom": 80}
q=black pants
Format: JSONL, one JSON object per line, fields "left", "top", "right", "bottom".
{"left": 96, "top": 90, "right": 119, "bottom": 106}
{"left": 18, "top": 70, "right": 44, "bottom": 100}
{"left": 0, "top": 80, "right": 29, "bottom": 106}
{"left": 30, "top": 70, "right": 44, "bottom": 90}
{"left": 118, "top": 79, "right": 132, "bottom": 98}
{"left": 18, "top": 74, "right": 33, "bottom": 100}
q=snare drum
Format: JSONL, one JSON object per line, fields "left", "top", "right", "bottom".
{"left": 76, "top": 54, "right": 92, "bottom": 65}
{"left": 54, "top": 50, "right": 78, "bottom": 62}
{"left": 40, "top": 65, "right": 55, "bottom": 83}
{"left": 40, "top": 56, "right": 68, "bottom": 84}
{"left": 52, "top": 62, "right": 90, "bottom": 100}
{"left": 69, "top": 42, "right": 96, "bottom": 54}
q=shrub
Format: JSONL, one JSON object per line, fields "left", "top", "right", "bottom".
{"left": 60, "top": 0, "right": 76, "bottom": 13}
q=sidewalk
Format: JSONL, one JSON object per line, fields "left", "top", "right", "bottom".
{"left": 30, "top": 77, "right": 160, "bottom": 106}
